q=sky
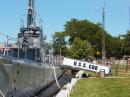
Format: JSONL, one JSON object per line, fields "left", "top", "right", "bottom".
{"left": 0, "top": 0, "right": 130, "bottom": 42}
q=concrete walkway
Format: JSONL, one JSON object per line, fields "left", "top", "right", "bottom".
{"left": 105, "top": 76, "right": 130, "bottom": 78}
{"left": 87, "top": 76, "right": 130, "bottom": 79}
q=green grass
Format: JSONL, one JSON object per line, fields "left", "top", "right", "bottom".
{"left": 70, "top": 65, "right": 130, "bottom": 97}
{"left": 112, "top": 64, "right": 130, "bottom": 77}
{"left": 84, "top": 64, "right": 130, "bottom": 77}
{"left": 70, "top": 78, "right": 130, "bottom": 97}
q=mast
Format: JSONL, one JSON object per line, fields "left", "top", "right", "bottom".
{"left": 102, "top": 0, "right": 106, "bottom": 62}
{"left": 129, "top": 7, "right": 130, "bottom": 29}
{"left": 27, "top": 0, "right": 35, "bottom": 28}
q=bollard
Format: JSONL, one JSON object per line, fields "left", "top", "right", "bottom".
{"left": 100, "top": 69, "right": 105, "bottom": 77}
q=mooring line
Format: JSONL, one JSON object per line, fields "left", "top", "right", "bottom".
{"left": 0, "top": 90, "right": 5, "bottom": 97}
{"left": 53, "top": 66, "right": 61, "bottom": 88}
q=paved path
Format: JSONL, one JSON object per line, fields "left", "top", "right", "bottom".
{"left": 105, "top": 76, "right": 130, "bottom": 78}
{"left": 86, "top": 76, "right": 130, "bottom": 79}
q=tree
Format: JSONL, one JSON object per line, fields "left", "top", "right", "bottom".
{"left": 106, "top": 36, "right": 121, "bottom": 58}
{"left": 121, "top": 31, "right": 130, "bottom": 56}
{"left": 52, "top": 32, "right": 67, "bottom": 55}
{"left": 67, "top": 37, "right": 93, "bottom": 59}
{"left": 64, "top": 18, "right": 104, "bottom": 57}
{"left": 52, "top": 18, "right": 123, "bottom": 59}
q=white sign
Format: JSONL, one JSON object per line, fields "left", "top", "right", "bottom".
{"left": 63, "top": 57, "right": 110, "bottom": 74}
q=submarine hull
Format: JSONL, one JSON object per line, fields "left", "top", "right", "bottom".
{"left": 0, "top": 55, "right": 72, "bottom": 97}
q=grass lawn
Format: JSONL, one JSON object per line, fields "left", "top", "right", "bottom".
{"left": 70, "top": 78, "right": 130, "bottom": 97}
{"left": 70, "top": 65, "right": 130, "bottom": 97}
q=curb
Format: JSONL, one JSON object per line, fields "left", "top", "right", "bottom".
{"left": 55, "top": 70, "right": 84, "bottom": 97}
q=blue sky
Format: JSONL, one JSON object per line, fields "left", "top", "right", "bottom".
{"left": 0, "top": 0, "right": 130, "bottom": 42}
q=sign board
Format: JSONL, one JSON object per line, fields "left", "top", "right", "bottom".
{"left": 62, "top": 57, "right": 110, "bottom": 74}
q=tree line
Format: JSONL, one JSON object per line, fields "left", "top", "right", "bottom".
{"left": 51, "top": 18, "right": 130, "bottom": 60}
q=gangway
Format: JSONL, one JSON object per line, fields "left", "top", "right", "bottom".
{"left": 62, "top": 57, "right": 110, "bottom": 74}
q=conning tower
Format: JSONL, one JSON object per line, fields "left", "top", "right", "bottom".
{"left": 17, "top": 0, "right": 43, "bottom": 61}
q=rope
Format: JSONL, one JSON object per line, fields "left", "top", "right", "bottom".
{"left": 0, "top": 90, "right": 5, "bottom": 97}
{"left": 53, "top": 66, "right": 60, "bottom": 88}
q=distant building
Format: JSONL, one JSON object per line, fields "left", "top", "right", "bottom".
{"left": 0, "top": 43, "right": 17, "bottom": 54}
